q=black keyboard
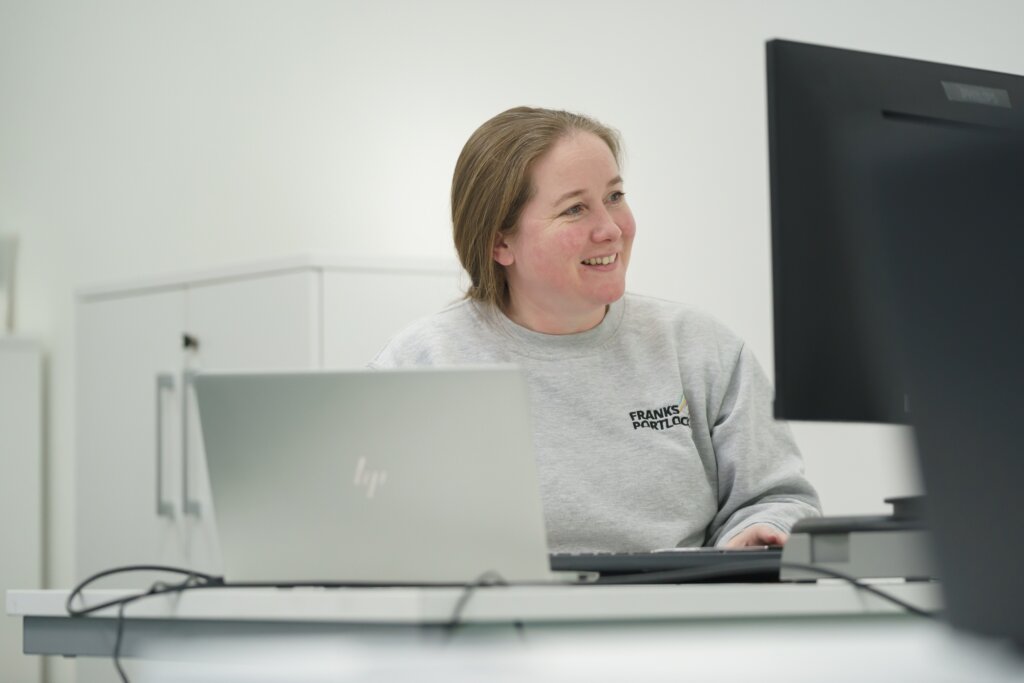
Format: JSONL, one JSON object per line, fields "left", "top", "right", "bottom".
{"left": 550, "top": 546, "right": 782, "bottom": 583}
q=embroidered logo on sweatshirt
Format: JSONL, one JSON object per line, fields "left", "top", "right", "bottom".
{"left": 629, "top": 393, "right": 691, "bottom": 431}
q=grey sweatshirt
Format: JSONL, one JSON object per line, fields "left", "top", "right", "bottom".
{"left": 370, "top": 293, "right": 821, "bottom": 552}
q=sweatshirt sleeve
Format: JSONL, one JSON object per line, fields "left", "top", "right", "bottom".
{"left": 704, "top": 344, "right": 822, "bottom": 546}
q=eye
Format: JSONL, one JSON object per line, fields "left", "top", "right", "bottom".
{"left": 561, "top": 203, "right": 585, "bottom": 217}
{"left": 607, "top": 190, "right": 625, "bottom": 203}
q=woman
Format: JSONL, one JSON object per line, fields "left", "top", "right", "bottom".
{"left": 372, "top": 106, "right": 820, "bottom": 552}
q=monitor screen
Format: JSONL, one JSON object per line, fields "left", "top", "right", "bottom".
{"left": 767, "top": 39, "right": 1024, "bottom": 645}
{"left": 767, "top": 40, "right": 1024, "bottom": 424}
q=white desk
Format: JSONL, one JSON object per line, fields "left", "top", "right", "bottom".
{"left": 8, "top": 582, "right": 1023, "bottom": 682}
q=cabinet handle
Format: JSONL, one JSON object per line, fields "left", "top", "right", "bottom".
{"left": 181, "top": 370, "right": 201, "bottom": 516}
{"left": 155, "top": 374, "right": 175, "bottom": 518}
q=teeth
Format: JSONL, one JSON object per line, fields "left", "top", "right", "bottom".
{"left": 582, "top": 254, "right": 616, "bottom": 266}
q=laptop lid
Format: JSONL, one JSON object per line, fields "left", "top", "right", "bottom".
{"left": 193, "top": 366, "right": 554, "bottom": 584}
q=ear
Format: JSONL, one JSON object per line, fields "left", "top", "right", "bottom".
{"left": 493, "top": 232, "right": 515, "bottom": 267}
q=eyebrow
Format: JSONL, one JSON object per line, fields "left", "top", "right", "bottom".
{"left": 551, "top": 176, "right": 624, "bottom": 207}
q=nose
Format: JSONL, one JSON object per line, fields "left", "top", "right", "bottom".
{"left": 591, "top": 205, "right": 622, "bottom": 242}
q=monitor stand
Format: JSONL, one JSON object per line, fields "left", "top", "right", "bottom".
{"left": 780, "top": 495, "right": 936, "bottom": 581}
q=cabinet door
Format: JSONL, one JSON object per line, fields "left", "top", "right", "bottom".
{"left": 76, "top": 290, "right": 187, "bottom": 581}
{"left": 321, "top": 268, "right": 463, "bottom": 367}
{"left": 181, "top": 271, "right": 321, "bottom": 573}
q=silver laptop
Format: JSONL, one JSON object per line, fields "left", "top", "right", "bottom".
{"left": 193, "top": 366, "right": 555, "bottom": 584}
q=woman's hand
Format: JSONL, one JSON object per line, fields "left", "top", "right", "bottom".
{"left": 724, "top": 523, "right": 789, "bottom": 548}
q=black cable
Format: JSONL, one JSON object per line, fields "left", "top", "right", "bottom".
{"left": 782, "top": 562, "right": 938, "bottom": 619}
{"left": 444, "top": 570, "right": 513, "bottom": 642}
{"left": 66, "top": 565, "right": 225, "bottom": 683}
{"left": 66, "top": 564, "right": 223, "bottom": 616}
{"left": 113, "top": 600, "right": 128, "bottom": 683}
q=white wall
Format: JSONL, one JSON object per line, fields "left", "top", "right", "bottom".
{"left": 3, "top": 1, "right": 1023, "bottom": 678}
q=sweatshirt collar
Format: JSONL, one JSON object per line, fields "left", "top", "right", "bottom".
{"left": 475, "top": 297, "right": 626, "bottom": 360}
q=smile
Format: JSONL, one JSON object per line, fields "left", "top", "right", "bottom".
{"left": 581, "top": 254, "right": 617, "bottom": 266}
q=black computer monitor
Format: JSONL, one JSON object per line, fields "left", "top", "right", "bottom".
{"left": 767, "top": 40, "right": 1024, "bottom": 645}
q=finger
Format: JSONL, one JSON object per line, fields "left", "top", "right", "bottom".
{"left": 757, "top": 528, "right": 789, "bottom": 546}
{"left": 724, "top": 533, "right": 745, "bottom": 548}
{"left": 725, "top": 528, "right": 755, "bottom": 548}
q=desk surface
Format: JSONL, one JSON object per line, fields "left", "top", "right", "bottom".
{"left": 9, "top": 581, "right": 941, "bottom": 623}
{"left": 9, "top": 584, "right": 1024, "bottom": 683}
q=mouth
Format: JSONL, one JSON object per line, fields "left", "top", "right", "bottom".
{"left": 581, "top": 253, "right": 617, "bottom": 266}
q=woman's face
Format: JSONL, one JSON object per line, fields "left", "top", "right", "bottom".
{"left": 494, "top": 131, "right": 636, "bottom": 334}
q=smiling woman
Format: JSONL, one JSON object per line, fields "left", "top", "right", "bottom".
{"left": 494, "top": 130, "right": 635, "bottom": 334}
{"left": 371, "top": 106, "right": 821, "bottom": 553}
{"left": 449, "top": 108, "right": 627, "bottom": 321}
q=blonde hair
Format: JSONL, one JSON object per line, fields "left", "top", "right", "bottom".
{"left": 451, "top": 106, "right": 622, "bottom": 308}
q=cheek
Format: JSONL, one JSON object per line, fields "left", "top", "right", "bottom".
{"left": 526, "top": 230, "right": 583, "bottom": 264}
{"left": 554, "top": 229, "right": 585, "bottom": 254}
{"left": 522, "top": 231, "right": 585, "bottom": 283}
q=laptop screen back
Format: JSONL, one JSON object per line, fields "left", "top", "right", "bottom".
{"left": 194, "top": 366, "right": 553, "bottom": 584}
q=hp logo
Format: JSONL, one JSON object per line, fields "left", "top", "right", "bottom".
{"left": 353, "top": 456, "right": 388, "bottom": 499}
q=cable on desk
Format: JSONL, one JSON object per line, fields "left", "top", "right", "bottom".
{"left": 784, "top": 562, "right": 938, "bottom": 619}
{"left": 443, "top": 570, "right": 525, "bottom": 643}
{"left": 66, "top": 564, "right": 224, "bottom": 617}
{"left": 66, "top": 565, "right": 225, "bottom": 683}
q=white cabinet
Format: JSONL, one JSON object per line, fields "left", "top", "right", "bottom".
{"left": 0, "top": 339, "right": 43, "bottom": 683}
{"left": 76, "top": 289, "right": 187, "bottom": 576}
{"left": 75, "top": 256, "right": 460, "bottom": 584}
